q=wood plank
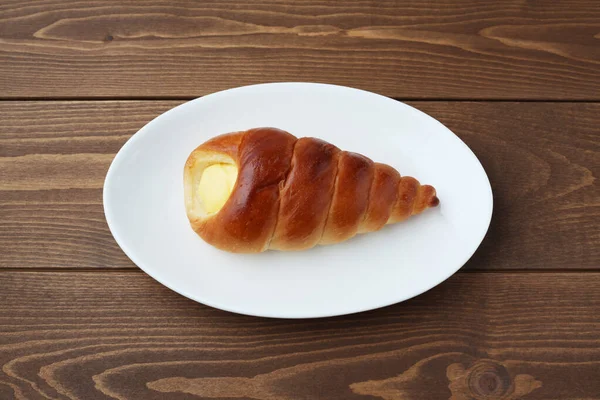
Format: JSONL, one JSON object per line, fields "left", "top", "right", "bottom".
{"left": 1, "top": 0, "right": 599, "bottom": 99}
{"left": 416, "top": 102, "right": 600, "bottom": 271}
{"left": 0, "top": 271, "right": 598, "bottom": 399}
{"left": 0, "top": 101, "right": 178, "bottom": 269}
{"left": 1, "top": 100, "right": 598, "bottom": 270}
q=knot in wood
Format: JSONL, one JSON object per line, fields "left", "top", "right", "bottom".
{"left": 467, "top": 361, "right": 512, "bottom": 399}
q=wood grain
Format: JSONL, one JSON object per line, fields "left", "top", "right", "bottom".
{"left": 0, "top": 271, "right": 598, "bottom": 399}
{"left": 1, "top": 0, "right": 599, "bottom": 99}
{"left": 0, "top": 101, "right": 178, "bottom": 269}
{"left": 1, "top": 100, "right": 598, "bottom": 270}
{"left": 1, "top": 3, "right": 597, "bottom": 399}
{"left": 415, "top": 101, "right": 600, "bottom": 271}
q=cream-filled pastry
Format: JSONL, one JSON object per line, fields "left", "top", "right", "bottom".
{"left": 184, "top": 127, "right": 438, "bottom": 253}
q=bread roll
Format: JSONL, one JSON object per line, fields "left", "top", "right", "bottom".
{"left": 184, "top": 128, "right": 438, "bottom": 253}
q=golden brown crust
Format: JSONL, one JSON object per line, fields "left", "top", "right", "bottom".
{"left": 389, "top": 176, "right": 418, "bottom": 223}
{"left": 270, "top": 138, "right": 341, "bottom": 251}
{"left": 188, "top": 128, "right": 295, "bottom": 252}
{"left": 184, "top": 127, "right": 439, "bottom": 253}
{"left": 319, "top": 152, "right": 374, "bottom": 245}
{"left": 358, "top": 163, "right": 401, "bottom": 233}
{"left": 197, "top": 131, "right": 244, "bottom": 159}
{"left": 388, "top": 177, "right": 439, "bottom": 223}
{"left": 414, "top": 184, "right": 439, "bottom": 213}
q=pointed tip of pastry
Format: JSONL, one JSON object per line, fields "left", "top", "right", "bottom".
{"left": 414, "top": 184, "right": 439, "bottom": 214}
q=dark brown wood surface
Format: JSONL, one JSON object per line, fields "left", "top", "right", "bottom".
{"left": 1, "top": 101, "right": 598, "bottom": 270}
{"left": 1, "top": 0, "right": 599, "bottom": 100}
{"left": 0, "top": 271, "right": 599, "bottom": 399}
{"left": 2, "top": 1, "right": 600, "bottom": 399}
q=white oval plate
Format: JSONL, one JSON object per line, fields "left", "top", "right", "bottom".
{"left": 104, "top": 83, "right": 492, "bottom": 318}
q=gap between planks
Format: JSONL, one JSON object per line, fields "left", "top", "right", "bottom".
{"left": 1, "top": 97, "right": 600, "bottom": 103}
{"left": 0, "top": 267, "right": 598, "bottom": 274}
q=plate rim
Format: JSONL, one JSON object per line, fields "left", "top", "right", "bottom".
{"left": 103, "top": 82, "right": 494, "bottom": 319}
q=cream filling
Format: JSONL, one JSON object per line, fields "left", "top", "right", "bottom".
{"left": 196, "top": 163, "right": 238, "bottom": 214}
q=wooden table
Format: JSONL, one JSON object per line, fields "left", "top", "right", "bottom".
{"left": 1, "top": 1, "right": 599, "bottom": 399}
